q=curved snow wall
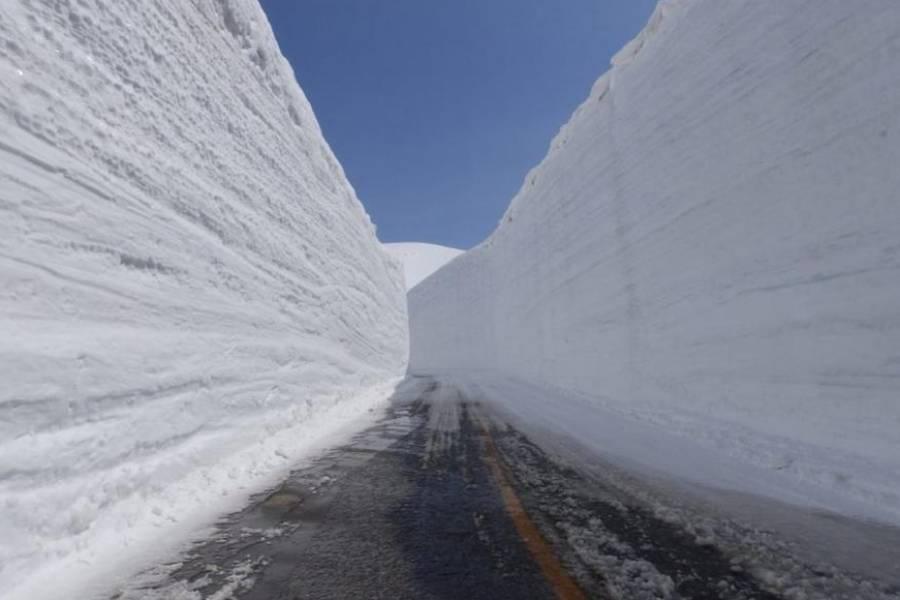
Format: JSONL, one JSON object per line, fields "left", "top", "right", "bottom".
{"left": 410, "top": 1, "right": 900, "bottom": 459}
{"left": 0, "top": 0, "right": 406, "bottom": 590}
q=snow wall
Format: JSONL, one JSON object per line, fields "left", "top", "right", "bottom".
{"left": 410, "top": 0, "right": 900, "bottom": 502}
{"left": 0, "top": 0, "right": 407, "bottom": 594}
{"left": 385, "top": 242, "right": 464, "bottom": 291}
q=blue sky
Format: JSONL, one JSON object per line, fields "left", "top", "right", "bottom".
{"left": 260, "top": 0, "right": 658, "bottom": 249}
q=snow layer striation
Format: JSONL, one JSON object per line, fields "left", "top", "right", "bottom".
{"left": 409, "top": 0, "right": 900, "bottom": 524}
{"left": 385, "top": 242, "right": 463, "bottom": 291}
{"left": 0, "top": 0, "right": 407, "bottom": 597}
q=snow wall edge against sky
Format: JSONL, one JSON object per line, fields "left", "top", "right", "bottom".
{"left": 0, "top": 0, "right": 408, "bottom": 596}
{"left": 409, "top": 0, "right": 900, "bottom": 523}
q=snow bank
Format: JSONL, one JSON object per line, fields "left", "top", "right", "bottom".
{"left": 385, "top": 242, "right": 463, "bottom": 290}
{"left": 0, "top": 0, "right": 407, "bottom": 597}
{"left": 410, "top": 0, "right": 900, "bottom": 523}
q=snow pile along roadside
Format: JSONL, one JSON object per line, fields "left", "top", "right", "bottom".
{"left": 409, "top": 0, "right": 900, "bottom": 524}
{"left": 0, "top": 0, "right": 407, "bottom": 597}
{"left": 385, "top": 242, "right": 463, "bottom": 291}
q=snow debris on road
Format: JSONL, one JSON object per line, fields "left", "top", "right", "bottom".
{"left": 120, "top": 556, "right": 267, "bottom": 600}
{"left": 0, "top": 0, "right": 407, "bottom": 598}
{"left": 455, "top": 374, "right": 900, "bottom": 599}
{"left": 409, "top": 0, "right": 900, "bottom": 526}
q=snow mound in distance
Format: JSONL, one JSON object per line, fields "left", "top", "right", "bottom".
{"left": 0, "top": 0, "right": 407, "bottom": 597}
{"left": 409, "top": 0, "right": 900, "bottom": 525}
{"left": 385, "top": 242, "right": 464, "bottom": 291}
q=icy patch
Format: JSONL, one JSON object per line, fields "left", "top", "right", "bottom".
{"left": 121, "top": 557, "right": 267, "bottom": 600}
{"left": 238, "top": 527, "right": 286, "bottom": 541}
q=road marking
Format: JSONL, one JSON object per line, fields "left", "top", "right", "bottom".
{"left": 476, "top": 419, "right": 590, "bottom": 600}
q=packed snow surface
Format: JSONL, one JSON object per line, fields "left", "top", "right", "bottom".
{"left": 0, "top": 0, "right": 407, "bottom": 598}
{"left": 384, "top": 242, "right": 463, "bottom": 291}
{"left": 410, "top": 0, "right": 900, "bottom": 524}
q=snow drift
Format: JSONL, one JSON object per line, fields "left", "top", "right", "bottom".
{"left": 385, "top": 242, "right": 463, "bottom": 290}
{"left": 0, "top": 0, "right": 407, "bottom": 596}
{"left": 409, "top": 0, "right": 900, "bottom": 522}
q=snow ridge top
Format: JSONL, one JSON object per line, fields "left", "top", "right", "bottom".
{"left": 498, "top": 0, "right": 694, "bottom": 234}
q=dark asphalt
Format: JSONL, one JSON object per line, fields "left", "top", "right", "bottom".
{"left": 113, "top": 378, "right": 899, "bottom": 600}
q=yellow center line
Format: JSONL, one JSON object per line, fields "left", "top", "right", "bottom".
{"left": 476, "top": 419, "right": 590, "bottom": 600}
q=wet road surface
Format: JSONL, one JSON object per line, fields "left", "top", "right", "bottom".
{"left": 114, "top": 378, "right": 900, "bottom": 600}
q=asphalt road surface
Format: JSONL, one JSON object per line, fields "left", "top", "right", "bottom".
{"left": 114, "top": 377, "right": 900, "bottom": 600}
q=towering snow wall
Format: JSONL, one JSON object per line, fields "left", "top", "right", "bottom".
{"left": 411, "top": 0, "right": 900, "bottom": 492}
{"left": 0, "top": 0, "right": 407, "bottom": 593}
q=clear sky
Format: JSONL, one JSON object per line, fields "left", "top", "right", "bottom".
{"left": 259, "top": 0, "right": 658, "bottom": 249}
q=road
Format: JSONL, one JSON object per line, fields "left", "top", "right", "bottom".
{"left": 115, "top": 378, "right": 900, "bottom": 600}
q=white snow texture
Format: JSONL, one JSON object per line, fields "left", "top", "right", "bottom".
{"left": 385, "top": 242, "right": 463, "bottom": 291}
{"left": 410, "top": 0, "right": 900, "bottom": 523}
{"left": 0, "top": 0, "right": 407, "bottom": 596}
